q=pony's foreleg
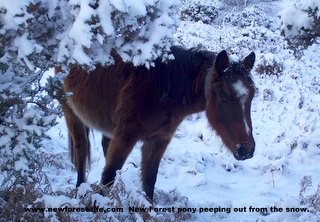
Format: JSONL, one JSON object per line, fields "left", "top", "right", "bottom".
{"left": 100, "top": 126, "right": 139, "bottom": 187}
{"left": 141, "top": 135, "right": 172, "bottom": 201}
{"left": 61, "top": 102, "right": 90, "bottom": 187}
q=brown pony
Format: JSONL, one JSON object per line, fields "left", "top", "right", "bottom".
{"left": 58, "top": 46, "right": 256, "bottom": 200}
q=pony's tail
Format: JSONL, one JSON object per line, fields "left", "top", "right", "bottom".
{"left": 86, "top": 127, "right": 91, "bottom": 170}
{"left": 69, "top": 134, "right": 75, "bottom": 167}
{"left": 55, "top": 66, "right": 91, "bottom": 173}
{"left": 68, "top": 127, "right": 91, "bottom": 171}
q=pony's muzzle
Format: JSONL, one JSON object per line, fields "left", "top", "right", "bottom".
{"left": 234, "top": 143, "right": 255, "bottom": 160}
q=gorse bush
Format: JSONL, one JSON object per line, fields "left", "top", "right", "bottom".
{"left": 255, "top": 53, "right": 283, "bottom": 76}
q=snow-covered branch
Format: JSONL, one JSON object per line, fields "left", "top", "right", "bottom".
{"left": 0, "top": 0, "right": 180, "bottom": 73}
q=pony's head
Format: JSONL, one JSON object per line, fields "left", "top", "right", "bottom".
{"left": 206, "top": 50, "right": 256, "bottom": 160}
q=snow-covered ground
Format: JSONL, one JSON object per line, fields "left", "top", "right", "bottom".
{"left": 38, "top": 0, "right": 320, "bottom": 221}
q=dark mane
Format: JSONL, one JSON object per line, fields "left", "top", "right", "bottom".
{"left": 148, "top": 46, "right": 215, "bottom": 106}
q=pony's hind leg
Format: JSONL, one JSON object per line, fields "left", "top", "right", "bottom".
{"left": 141, "top": 134, "right": 172, "bottom": 201}
{"left": 62, "top": 102, "right": 90, "bottom": 187}
{"left": 101, "top": 136, "right": 111, "bottom": 158}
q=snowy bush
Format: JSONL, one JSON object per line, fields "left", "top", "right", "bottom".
{"left": 180, "top": 0, "right": 219, "bottom": 24}
{"left": 224, "top": 5, "right": 274, "bottom": 29}
{"left": 255, "top": 53, "right": 283, "bottom": 76}
{"left": 223, "top": 0, "right": 248, "bottom": 6}
{"left": 279, "top": 0, "right": 320, "bottom": 44}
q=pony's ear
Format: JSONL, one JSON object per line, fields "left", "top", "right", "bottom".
{"left": 215, "top": 50, "right": 229, "bottom": 79}
{"left": 242, "top": 52, "right": 255, "bottom": 70}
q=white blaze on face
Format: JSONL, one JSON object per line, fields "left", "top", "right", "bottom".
{"left": 233, "top": 80, "right": 250, "bottom": 135}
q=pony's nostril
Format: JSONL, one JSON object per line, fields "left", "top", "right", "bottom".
{"left": 238, "top": 145, "right": 248, "bottom": 159}
{"left": 234, "top": 142, "right": 255, "bottom": 160}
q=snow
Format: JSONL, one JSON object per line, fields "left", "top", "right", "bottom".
{"left": 1, "top": 0, "right": 320, "bottom": 221}
{"left": 279, "top": 6, "right": 312, "bottom": 37}
{"left": 96, "top": 1, "right": 115, "bottom": 36}
{"left": 296, "top": 0, "right": 320, "bottom": 16}
{"left": 109, "top": 0, "right": 148, "bottom": 16}
{"left": 14, "top": 33, "right": 42, "bottom": 70}
{"left": 41, "top": 194, "right": 80, "bottom": 209}
{"left": 278, "top": 0, "right": 320, "bottom": 38}
{"left": 14, "top": 157, "right": 29, "bottom": 172}
{"left": 0, "top": 0, "right": 32, "bottom": 29}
